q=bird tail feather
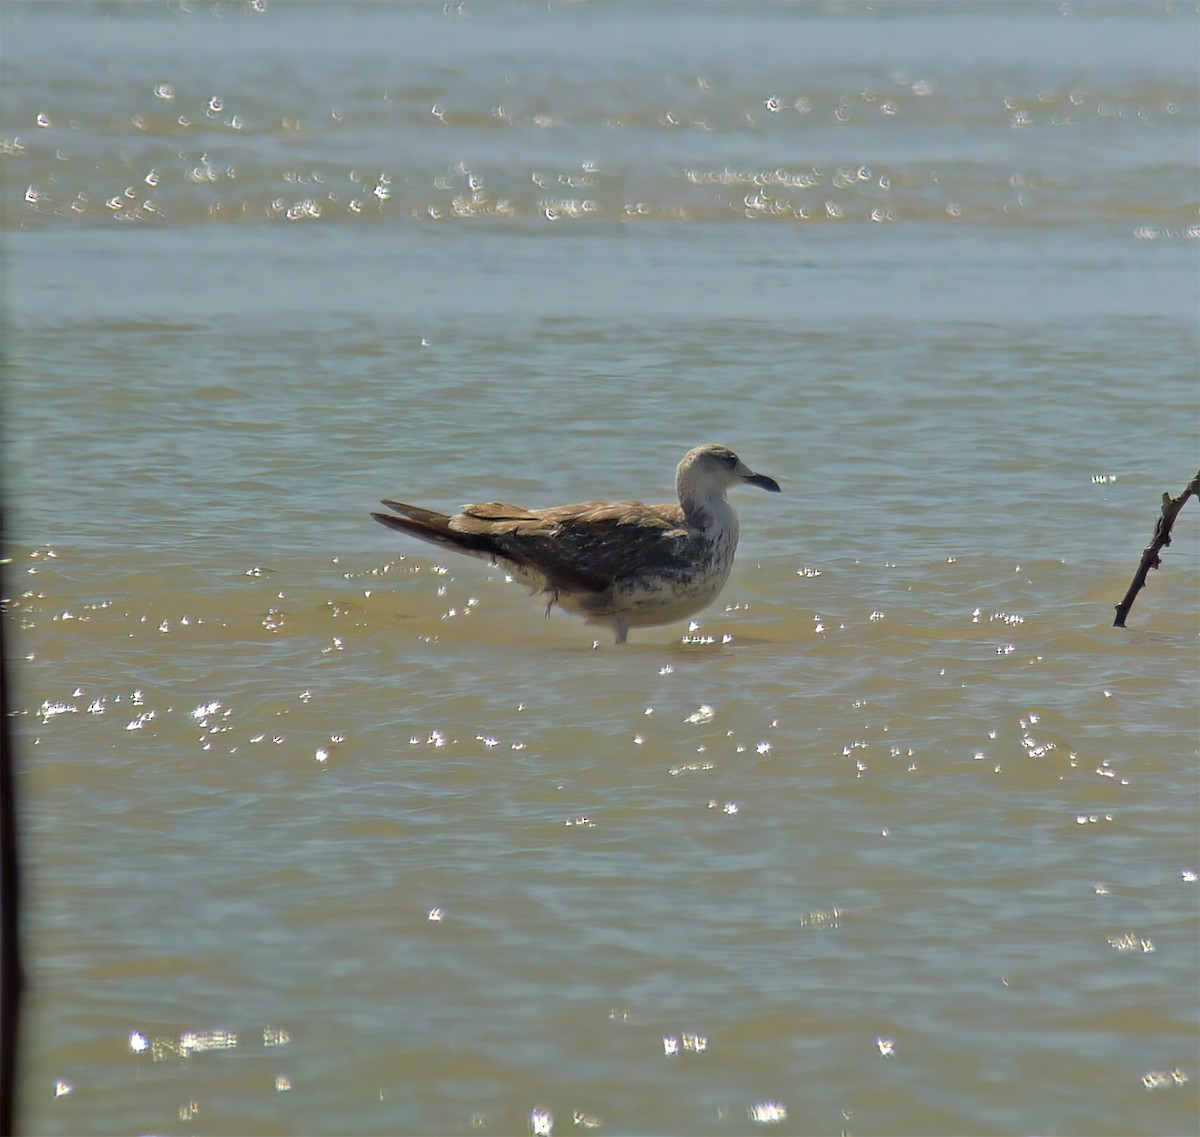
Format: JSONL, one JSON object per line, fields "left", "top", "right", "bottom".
{"left": 372, "top": 501, "right": 498, "bottom": 556}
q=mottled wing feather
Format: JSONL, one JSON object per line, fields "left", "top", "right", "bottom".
{"left": 377, "top": 497, "right": 705, "bottom": 596}
{"left": 457, "top": 502, "right": 544, "bottom": 524}
{"left": 467, "top": 500, "right": 702, "bottom": 595}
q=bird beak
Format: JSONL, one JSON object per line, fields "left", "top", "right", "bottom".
{"left": 745, "top": 470, "right": 781, "bottom": 493}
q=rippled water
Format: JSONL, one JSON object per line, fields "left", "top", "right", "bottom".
{"left": 3, "top": 3, "right": 1198, "bottom": 1135}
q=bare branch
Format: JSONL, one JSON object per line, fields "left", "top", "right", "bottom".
{"left": 1113, "top": 470, "right": 1200, "bottom": 628}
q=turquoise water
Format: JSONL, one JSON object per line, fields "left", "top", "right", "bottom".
{"left": 3, "top": 3, "right": 1198, "bottom": 1135}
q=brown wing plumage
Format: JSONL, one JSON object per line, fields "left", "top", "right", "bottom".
{"left": 373, "top": 498, "right": 703, "bottom": 596}
{"left": 476, "top": 500, "right": 706, "bottom": 594}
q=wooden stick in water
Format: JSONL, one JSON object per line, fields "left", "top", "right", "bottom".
{"left": 1113, "top": 470, "right": 1200, "bottom": 628}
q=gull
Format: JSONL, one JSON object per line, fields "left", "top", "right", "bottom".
{"left": 371, "top": 443, "right": 780, "bottom": 644}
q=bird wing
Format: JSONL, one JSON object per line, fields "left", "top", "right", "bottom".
{"left": 459, "top": 500, "right": 703, "bottom": 594}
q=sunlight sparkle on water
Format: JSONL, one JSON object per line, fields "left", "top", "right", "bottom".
{"left": 39, "top": 700, "right": 77, "bottom": 723}
{"left": 179, "top": 1030, "right": 237, "bottom": 1054}
{"left": 749, "top": 1101, "right": 787, "bottom": 1124}
{"left": 799, "top": 907, "right": 843, "bottom": 929}
{"left": 1142, "top": 1070, "right": 1189, "bottom": 1091}
{"left": 1108, "top": 932, "right": 1155, "bottom": 952}
{"left": 133, "top": 1028, "right": 239, "bottom": 1062}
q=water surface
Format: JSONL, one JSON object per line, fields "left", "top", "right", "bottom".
{"left": 3, "top": 3, "right": 1198, "bottom": 1135}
